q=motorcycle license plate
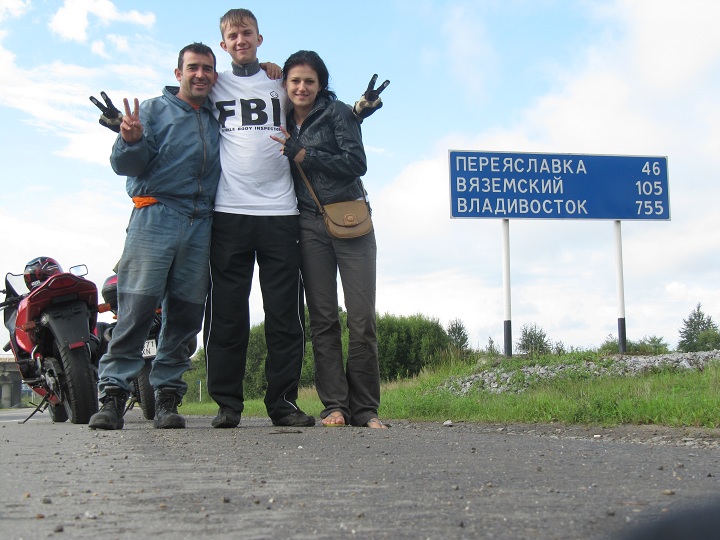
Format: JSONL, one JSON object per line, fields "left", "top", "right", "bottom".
{"left": 142, "top": 339, "right": 157, "bottom": 358}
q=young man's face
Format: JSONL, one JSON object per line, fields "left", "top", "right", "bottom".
{"left": 220, "top": 22, "right": 263, "bottom": 65}
{"left": 175, "top": 51, "right": 218, "bottom": 105}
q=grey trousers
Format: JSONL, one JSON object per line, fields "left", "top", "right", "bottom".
{"left": 299, "top": 212, "right": 380, "bottom": 426}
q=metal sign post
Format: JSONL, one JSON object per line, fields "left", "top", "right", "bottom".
{"left": 614, "top": 220, "right": 627, "bottom": 353}
{"left": 449, "top": 151, "right": 670, "bottom": 356}
{"left": 502, "top": 219, "right": 512, "bottom": 356}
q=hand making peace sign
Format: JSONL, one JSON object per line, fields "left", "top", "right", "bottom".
{"left": 89, "top": 91, "right": 122, "bottom": 133}
{"left": 352, "top": 73, "right": 390, "bottom": 122}
{"left": 120, "top": 98, "right": 143, "bottom": 144}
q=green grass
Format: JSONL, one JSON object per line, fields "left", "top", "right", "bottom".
{"left": 182, "top": 355, "right": 720, "bottom": 428}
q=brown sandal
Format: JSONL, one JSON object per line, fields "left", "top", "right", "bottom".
{"left": 364, "top": 418, "right": 388, "bottom": 429}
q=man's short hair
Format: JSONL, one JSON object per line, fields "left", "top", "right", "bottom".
{"left": 219, "top": 8, "right": 259, "bottom": 37}
{"left": 178, "top": 42, "right": 216, "bottom": 71}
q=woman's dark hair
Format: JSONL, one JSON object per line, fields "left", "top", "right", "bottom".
{"left": 282, "top": 50, "right": 337, "bottom": 101}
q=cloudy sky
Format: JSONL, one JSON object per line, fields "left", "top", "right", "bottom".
{"left": 1, "top": 0, "right": 719, "bottom": 351}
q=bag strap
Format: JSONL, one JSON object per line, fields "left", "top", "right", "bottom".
{"left": 295, "top": 163, "right": 326, "bottom": 216}
{"left": 295, "top": 162, "right": 371, "bottom": 214}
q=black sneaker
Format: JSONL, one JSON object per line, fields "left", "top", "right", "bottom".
{"left": 212, "top": 405, "right": 241, "bottom": 428}
{"left": 154, "top": 388, "right": 186, "bottom": 429}
{"left": 272, "top": 410, "right": 316, "bottom": 427}
{"left": 89, "top": 386, "right": 128, "bottom": 430}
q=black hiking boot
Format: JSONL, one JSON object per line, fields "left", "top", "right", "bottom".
{"left": 154, "top": 388, "right": 186, "bottom": 429}
{"left": 88, "top": 386, "right": 128, "bottom": 430}
{"left": 212, "top": 405, "right": 241, "bottom": 428}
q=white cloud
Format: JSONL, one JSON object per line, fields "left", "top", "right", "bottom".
{"left": 107, "top": 33, "right": 128, "bottom": 52}
{"left": 61, "top": 128, "right": 120, "bottom": 165}
{"left": 599, "top": 0, "right": 720, "bottom": 93}
{"left": 377, "top": 269, "right": 504, "bottom": 349}
{"left": 0, "top": 25, "right": 171, "bottom": 165}
{"left": 91, "top": 39, "right": 109, "bottom": 58}
{"left": 0, "top": 0, "right": 30, "bottom": 21}
{"left": 0, "top": 181, "right": 129, "bottom": 310}
{"left": 364, "top": 145, "right": 388, "bottom": 155}
{"left": 48, "top": 0, "right": 154, "bottom": 43}
{"left": 1, "top": 53, "right": 144, "bottom": 163}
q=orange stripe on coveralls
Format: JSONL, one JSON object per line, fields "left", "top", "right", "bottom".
{"left": 132, "top": 196, "right": 159, "bottom": 208}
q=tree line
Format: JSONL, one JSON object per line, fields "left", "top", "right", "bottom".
{"left": 183, "top": 303, "right": 720, "bottom": 401}
{"left": 514, "top": 302, "right": 720, "bottom": 357}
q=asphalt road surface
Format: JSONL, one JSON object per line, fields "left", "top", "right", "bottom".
{"left": 1, "top": 408, "right": 719, "bottom": 539}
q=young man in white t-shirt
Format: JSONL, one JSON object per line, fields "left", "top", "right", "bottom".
{"left": 203, "top": 8, "right": 313, "bottom": 428}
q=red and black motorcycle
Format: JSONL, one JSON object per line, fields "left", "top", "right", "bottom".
{"left": 1, "top": 257, "right": 100, "bottom": 423}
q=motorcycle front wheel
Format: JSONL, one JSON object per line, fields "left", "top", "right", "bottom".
{"left": 56, "top": 342, "right": 99, "bottom": 424}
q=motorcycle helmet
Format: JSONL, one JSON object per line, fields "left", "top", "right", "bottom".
{"left": 101, "top": 274, "right": 119, "bottom": 312}
{"left": 23, "top": 256, "right": 63, "bottom": 291}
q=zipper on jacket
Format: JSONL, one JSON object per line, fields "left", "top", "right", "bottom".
{"left": 191, "top": 108, "right": 207, "bottom": 224}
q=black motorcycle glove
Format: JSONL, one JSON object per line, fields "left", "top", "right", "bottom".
{"left": 89, "top": 91, "right": 122, "bottom": 133}
{"left": 283, "top": 136, "right": 304, "bottom": 161}
{"left": 353, "top": 74, "right": 390, "bottom": 123}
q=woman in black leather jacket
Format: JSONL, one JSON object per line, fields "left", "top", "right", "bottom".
{"left": 271, "top": 50, "right": 386, "bottom": 428}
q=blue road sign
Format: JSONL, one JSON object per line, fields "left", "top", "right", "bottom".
{"left": 449, "top": 151, "right": 670, "bottom": 220}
